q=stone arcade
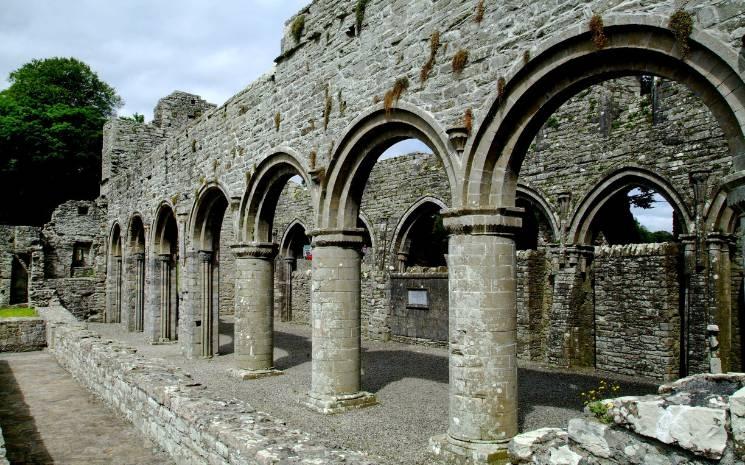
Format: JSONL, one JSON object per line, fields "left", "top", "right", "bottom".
{"left": 3, "top": 1, "right": 745, "bottom": 463}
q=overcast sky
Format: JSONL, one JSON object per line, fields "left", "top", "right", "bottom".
{"left": 0, "top": 1, "right": 673, "bottom": 233}
{"left": 0, "top": 0, "right": 308, "bottom": 120}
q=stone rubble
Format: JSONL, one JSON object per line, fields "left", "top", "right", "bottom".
{"left": 508, "top": 373, "right": 745, "bottom": 464}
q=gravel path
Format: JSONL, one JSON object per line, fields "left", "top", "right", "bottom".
{"left": 91, "top": 321, "right": 657, "bottom": 465}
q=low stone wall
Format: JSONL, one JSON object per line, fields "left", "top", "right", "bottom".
{"left": 0, "top": 317, "right": 46, "bottom": 352}
{"left": 49, "top": 322, "right": 379, "bottom": 465}
{"left": 0, "top": 424, "right": 8, "bottom": 465}
{"left": 509, "top": 373, "right": 745, "bottom": 464}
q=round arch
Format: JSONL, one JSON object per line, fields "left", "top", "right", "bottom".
{"left": 126, "top": 214, "right": 146, "bottom": 254}
{"left": 189, "top": 183, "right": 231, "bottom": 251}
{"left": 567, "top": 168, "right": 692, "bottom": 245}
{"left": 238, "top": 150, "right": 312, "bottom": 244}
{"left": 319, "top": 103, "right": 459, "bottom": 230}
{"left": 109, "top": 222, "right": 123, "bottom": 257}
{"left": 464, "top": 16, "right": 745, "bottom": 211}
{"left": 516, "top": 184, "right": 560, "bottom": 243}
{"left": 152, "top": 202, "right": 179, "bottom": 256}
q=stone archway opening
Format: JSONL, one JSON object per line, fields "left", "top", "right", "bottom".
{"left": 107, "top": 224, "right": 123, "bottom": 323}
{"left": 277, "top": 221, "right": 311, "bottom": 322}
{"left": 191, "top": 187, "right": 230, "bottom": 358}
{"left": 152, "top": 204, "right": 179, "bottom": 342}
{"left": 126, "top": 216, "right": 146, "bottom": 332}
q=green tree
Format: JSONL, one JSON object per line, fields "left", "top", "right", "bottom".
{"left": 0, "top": 57, "right": 122, "bottom": 224}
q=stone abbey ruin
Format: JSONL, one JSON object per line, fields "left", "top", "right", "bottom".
{"left": 3, "top": 0, "right": 745, "bottom": 464}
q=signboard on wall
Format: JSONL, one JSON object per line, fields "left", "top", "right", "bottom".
{"left": 303, "top": 245, "right": 312, "bottom": 260}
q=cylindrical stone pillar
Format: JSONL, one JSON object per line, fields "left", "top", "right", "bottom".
{"left": 303, "top": 230, "right": 377, "bottom": 414}
{"left": 200, "top": 250, "right": 214, "bottom": 358}
{"left": 431, "top": 211, "right": 521, "bottom": 464}
{"left": 230, "top": 243, "right": 282, "bottom": 378}
{"left": 159, "top": 254, "right": 172, "bottom": 341}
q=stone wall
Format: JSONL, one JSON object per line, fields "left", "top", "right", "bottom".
{"left": 49, "top": 322, "right": 379, "bottom": 465}
{"left": 389, "top": 272, "right": 448, "bottom": 344}
{"left": 516, "top": 250, "right": 551, "bottom": 361}
{"left": 594, "top": 243, "right": 681, "bottom": 381}
{"left": 0, "top": 317, "right": 46, "bottom": 352}
{"left": 0, "top": 424, "right": 7, "bottom": 465}
{"left": 0, "top": 226, "right": 40, "bottom": 307}
{"left": 37, "top": 200, "right": 107, "bottom": 321}
{"left": 290, "top": 259, "right": 311, "bottom": 324}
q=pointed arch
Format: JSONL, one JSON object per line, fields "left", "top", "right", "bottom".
{"left": 516, "top": 184, "right": 560, "bottom": 244}
{"left": 567, "top": 167, "right": 692, "bottom": 245}
{"left": 391, "top": 196, "right": 448, "bottom": 259}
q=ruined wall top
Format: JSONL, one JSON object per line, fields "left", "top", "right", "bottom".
{"left": 151, "top": 91, "right": 216, "bottom": 134}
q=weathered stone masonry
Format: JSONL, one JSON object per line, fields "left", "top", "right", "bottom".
{"left": 89, "top": 0, "right": 745, "bottom": 462}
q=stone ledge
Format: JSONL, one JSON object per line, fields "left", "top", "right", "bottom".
{"left": 302, "top": 391, "right": 378, "bottom": 414}
{"left": 226, "top": 367, "right": 283, "bottom": 380}
{"left": 49, "top": 323, "right": 380, "bottom": 465}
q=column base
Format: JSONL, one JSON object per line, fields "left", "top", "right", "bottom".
{"left": 150, "top": 338, "right": 178, "bottom": 345}
{"left": 302, "top": 391, "right": 378, "bottom": 414}
{"left": 227, "top": 367, "right": 283, "bottom": 380}
{"left": 429, "top": 434, "right": 510, "bottom": 465}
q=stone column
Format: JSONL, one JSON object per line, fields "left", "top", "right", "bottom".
{"left": 134, "top": 252, "right": 145, "bottom": 332}
{"left": 199, "top": 250, "right": 214, "bottom": 358}
{"left": 229, "top": 243, "right": 281, "bottom": 379}
{"left": 280, "top": 256, "right": 295, "bottom": 321}
{"left": 114, "top": 257, "right": 122, "bottom": 323}
{"left": 707, "top": 233, "right": 733, "bottom": 372}
{"left": 159, "top": 254, "right": 172, "bottom": 341}
{"left": 430, "top": 210, "right": 522, "bottom": 464}
{"left": 303, "top": 230, "right": 377, "bottom": 414}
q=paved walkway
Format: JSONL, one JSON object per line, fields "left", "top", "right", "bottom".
{"left": 0, "top": 351, "right": 173, "bottom": 465}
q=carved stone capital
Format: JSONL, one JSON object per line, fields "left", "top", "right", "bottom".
{"left": 198, "top": 250, "right": 213, "bottom": 262}
{"left": 446, "top": 127, "right": 469, "bottom": 154}
{"left": 231, "top": 242, "right": 279, "bottom": 259}
{"left": 309, "top": 228, "right": 366, "bottom": 249}
{"left": 441, "top": 208, "right": 523, "bottom": 236}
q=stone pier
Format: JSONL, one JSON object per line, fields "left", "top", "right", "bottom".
{"left": 303, "top": 230, "right": 377, "bottom": 414}
{"left": 431, "top": 211, "right": 521, "bottom": 464}
{"left": 231, "top": 243, "right": 282, "bottom": 379}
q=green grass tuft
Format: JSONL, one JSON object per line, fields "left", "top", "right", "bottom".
{"left": 0, "top": 307, "right": 38, "bottom": 318}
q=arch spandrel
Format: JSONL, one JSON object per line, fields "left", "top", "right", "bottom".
{"left": 318, "top": 103, "right": 460, "bottom": 231}
{"left": 463, "top": 18, "right": 745, "bottom": 213}
{"left": 238, "top": 150, "right": 314, "bottom": 244}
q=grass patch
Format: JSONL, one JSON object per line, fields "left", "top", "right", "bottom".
{"left": 0, "top": 307, "right": 37, "bottom": 318}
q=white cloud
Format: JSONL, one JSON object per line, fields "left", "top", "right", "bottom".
{"left": 0, "top": 0, "right": 309, "bottom": 120}
{"left": 631, "top": 192, "right": 674, "bottom": 233}
{"left": 379, "top": 139, "right": 432, "bottom": 160}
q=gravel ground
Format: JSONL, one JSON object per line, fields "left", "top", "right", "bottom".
{"left": 90, "top": 320, "right": 657, "bottom": 465}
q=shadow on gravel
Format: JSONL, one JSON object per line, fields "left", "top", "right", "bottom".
{"left": 218, "top": 317, "right": 234, "bottom": 354}
{"left": 274, "top": 330, "right": 312, "bottom": 370}
{"left": 0, "top": 359, "right": 54, "bottom": 464}
{"left": 516, "top": 368, "right": 657, "bottom": 429}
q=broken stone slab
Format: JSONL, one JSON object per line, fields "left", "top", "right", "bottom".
{"left": 608, "top": 398, "right": 728, "bottom": 459}
{"left": 567, "top": 418, "right": 610, "bottom": 458}
{"left": 226, "top": 367, "right": 283, "bottom": 380}
{"left": 730, "top": 387, "right": 745, "bottom": 457}
{"left": 508, "top": 427, "right": 568, "bottom": 463}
